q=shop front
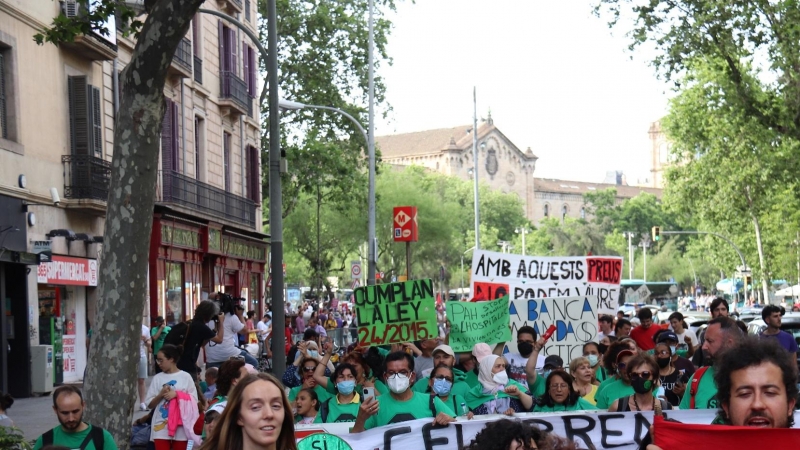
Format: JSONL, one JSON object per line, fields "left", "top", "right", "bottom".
{"left": 204, "top": 226, "right": 267, "bottom": 315}
{"left": 36, "top": 255, "right": 97, "bottom": 384}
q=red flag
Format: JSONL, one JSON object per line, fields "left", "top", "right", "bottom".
{"left": 653, "top": 415, "right": 800, "bottom": 449}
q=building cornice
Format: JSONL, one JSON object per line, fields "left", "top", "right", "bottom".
{"left": 0, "top": 1, "right": 49, "bottom": 33}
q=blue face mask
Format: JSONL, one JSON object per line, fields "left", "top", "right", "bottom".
{"left": 542, "top": 370, "right": 551, "bottom": 380}
{"left": 670, "top": 346, "right": 677, "bottom": 356}
{"left": 308, "top": 350, "right": 319, "bottom": 359}
{"left": 432, "top": 378, "right": 453, "bottom": 396}
{"left": 337, "top": 380, "right": 355, "bottom": 395}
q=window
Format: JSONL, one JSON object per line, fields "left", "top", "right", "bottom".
{"left": 67, "top": 75, "right": 102, "bottom": 156}
{"left": 219, "top": 22, "right": 237, "bottom": 75}
{"left": 194, "top": 116, "right": 205, "bottom": 181}
{"left": 580, "top": 207, "right": 586, "bottom": 220}
{"left": 160, "top": 98, "right": 179, "bottom": 172}
{"left": 243, "top": 44, "right": 256, "bottom": 98}
{"left": 561, "top": 204, "right": 568, "bottom": 220}
{"left": 245, "top": 0, "right": 251, "bottom": 22}
{"left": 0, "top": 38, "right": 22, "bottom": 153}
{"left": 247, "top": 145, "right": 260, "bottom": 203}
{"left": 0, "top": 52, "right": 6, "bottom": 139}
{"left": 543, "top": 204, "right": 549, "bottom": 217}
{"left": 223, "top": 131, "right": 231, "bottom": 192}
{"left": 192, "top": 15, "right": 203, "bottom": 84}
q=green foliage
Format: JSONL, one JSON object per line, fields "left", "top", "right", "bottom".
{"left": 34, "top": 0, "right": 143, "bottom": 45}
{"left": 0, "top": 427, "right": 32, "bottom": 450}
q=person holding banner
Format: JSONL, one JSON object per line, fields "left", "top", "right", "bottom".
{"left": 351, "top": 351, "right": 456, "bottom": 432}
{"left": 427, "top": 364, "right": 472, "bottom": 419}
{"left": 533, "top": 370, "right": 597, "bottom": 412}
{"left": 607, "top": 354, "right": 672, "bottom": 412}
{"left": 315, "top": 342, "right": 388, "bottom": 397}
{"left": 496, "top": 326, "right": 545, "bottom": 391}
{"left": 467, "top": 355, "right": 533, "bottom": 416}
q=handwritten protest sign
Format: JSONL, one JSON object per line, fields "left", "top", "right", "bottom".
{"left": 447, "top": 295, "right": 511, "bottom": 352}
{"left": 510, "top": 296, "right": 597, "bottom": 364}
{"left": 470, "top": 250, "right": 623, "bottom": 315}
{"left": 354, "top": 279, "right": 438, "bottom": 346}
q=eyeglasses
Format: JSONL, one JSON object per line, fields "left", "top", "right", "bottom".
{"left": 386, "top": 371, "right": 410, "bottom": 379}
{"left": 549, "top": 383, "right": 569, "bottom": 390}
{"left": 302, "top": 366, "right": 317, "bottom": 373}
{"left": 655, "top": 350, "right": 671, "bottom": 357}
{"left": 630, "top": 371, "right": 652, "bottom": 380}
{"left": 156, "top": 358, "right": 166, "bottom": 364}
{"left": 433, "top": 375, "right": 454, "bottom": 382}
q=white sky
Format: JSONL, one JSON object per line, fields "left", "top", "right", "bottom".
{"left": 374, "top": 0, "right": 672, "bottom": 184}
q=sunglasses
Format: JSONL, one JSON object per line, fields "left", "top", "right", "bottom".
{"left": 630, "top": 371, "right": 652, "bottom": 380}
{"left": 302, "top": 366, "right": 317, "bottom": 373}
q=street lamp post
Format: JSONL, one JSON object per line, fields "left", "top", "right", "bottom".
{"left": 515, "top": 227, "right": 529, "bottom": 256}
{"left": 640, "top": 235, "right": 651, "bottom": 282}
{"left": 622, "top": 231, "right": 635, "bottom": 279}
{"left": 461, "top": 246, "right": 475, "bottom": 296}
{"left": 367, "top": 0, "right": 377, "bottom": 287}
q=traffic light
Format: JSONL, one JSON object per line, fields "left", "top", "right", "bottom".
{"left": 652, "top": 226, "right": 661, "bottom": 242}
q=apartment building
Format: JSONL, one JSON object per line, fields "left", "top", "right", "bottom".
{"left": 0, "top": 0, "right": 265, "bottom": 397}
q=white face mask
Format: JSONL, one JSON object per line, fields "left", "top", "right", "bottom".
{"left": 387, "top": 374, "right": 410, "bottom": 394}
{"left": 492, "top": 371, "right": 509, "bottom": 385}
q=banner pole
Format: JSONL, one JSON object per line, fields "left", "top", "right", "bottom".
{"left": 406, "top": 242, "right": 412, "bottom": 280}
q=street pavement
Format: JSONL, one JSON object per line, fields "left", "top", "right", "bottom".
{"left": 11, "top": 380, "right": 152, "bottom": 442}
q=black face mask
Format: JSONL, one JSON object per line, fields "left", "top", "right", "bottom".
{"left": 517, "top": 342, "right": 534, "bottom": 357}
{"left": 598, "top": 344, "right": 608, "bottom": 355}
{"left": 656, "top": 357, "right": 670, "bottom": 369}
{"left": 631, "top": 377, "right": 654, "bottom": 395}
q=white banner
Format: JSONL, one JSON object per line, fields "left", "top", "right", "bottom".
{"left": 510, "top": 297, "right": 597, "bottom": 364}
{"left": 296, "top": 410, "right": 798, "bottom": 450}
{"left": 470, "top": 250, "right": 623, "bottom": 315}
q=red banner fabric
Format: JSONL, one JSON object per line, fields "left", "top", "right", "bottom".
{"left": 653, "top": 415, "right": 800, "bottom": 449}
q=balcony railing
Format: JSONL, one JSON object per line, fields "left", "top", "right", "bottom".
{"left": 158, "top": 170, "right": 256, "bottom": 228}
{"left": 194, "top": 56, "right": 203, "bottom": 84}
{"left": 62, "top": 154, "right": 111, "bottom": 201}
{"left": 231, "top": 0, "right": 243, "bottom": 8}
{"left": 220, "top": 71, "right": 251, "bottom": 115}
{"left": 173, "top": 38, "right": 192, "bottom": 73}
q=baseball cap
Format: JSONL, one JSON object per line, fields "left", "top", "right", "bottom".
{"left": 207, "top": 400, "right": 227, "bottom": 415}
{"left": 657, "top": 331, "right": 679, "bottom": 344}
{"left": 616, "top": 349, "right": 635, "bottom": 364}
{"left": 433, "top": 344, "right": 455, "bottom": 358}
{"left": 543, "top": 355, "right": 563, "bottom": 369}
{"left": 472, "top": 343, "right": 492, "bottom": 361}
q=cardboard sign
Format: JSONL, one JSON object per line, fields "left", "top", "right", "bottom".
{"left": 353, "top": 279, "right": 437, "bottom": 346}
{"left": 509, "top": 297, "right": 598, "bottom": 365}
{"left": 447, "top": 296, "right": 511, "bottom": 352}
{"left": 470, "top": 250, "right": 623, "bottom": 315}
{"left": 393, "top": 206, "right": 419, "bottom": 242}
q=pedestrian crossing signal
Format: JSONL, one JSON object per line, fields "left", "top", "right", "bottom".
{"left": 652, "top": 226, "right": 661, "bottom": 242}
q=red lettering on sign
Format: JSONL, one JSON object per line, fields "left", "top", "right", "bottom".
{"left": 472, "top": 282, "right": 510, "bottom": 301}
{"left": 586, "top": 258, "right": 622, "bottom": 284}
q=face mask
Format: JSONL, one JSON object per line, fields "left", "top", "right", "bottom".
{"left": 541, "top": 370, "right": 551, "bottom": 380}
{"left": 492, "top": 371, "right": 509, "bottom": 385}
{"left": 308, "top": 350, "right": 319, "bottom": 359}
{"left": 656, "top": 357, "right": 670, "bottom": 369}
{"left": 387, "top": 375, "right": 410, "bottom": 394}
{"left": 598, "top": 344, "right": 608, "bottom": 355}
{"left": 587, "top": 355, "right": 599, "bottom": 367}
{"left": 517, "top": 342, "right": 534, "bottom": 357}
{"left": 432, "top": 378, "right": 453, "bottom": 396}
{"left": 336, "top": 380, "right": 355, "bottom": 395}
{"left": 631, "top": 377, "right": 654, "bottom": 395}
{"left": 670, "top": 346, "right": 677, "bottom": 356}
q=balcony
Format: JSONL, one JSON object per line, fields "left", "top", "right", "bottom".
{"left": 194, "top": 56, "right": 203, "bottom": 84}
{"left": 168, "top": 38, "right": 192, "bottom": 78}
{"left": 62, "top": 32, "right": 118, "bottom": 61}
{"left": 157, "top": 170, "right": 256, "bottom": 228}
{"left": 217, "top": 0, "right": 242, "bottom": 14}
{"left": 62, "top": 154, "right": 111, "bottom": 202}
{"left": 219, "top": 71, "right": 252, "bottom": 117}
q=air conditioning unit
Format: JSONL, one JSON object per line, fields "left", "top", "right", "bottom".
{"left": 62, "top": 0, "right": 80, "bottom": 18}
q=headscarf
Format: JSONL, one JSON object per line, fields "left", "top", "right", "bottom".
{"left": 476, "top": 354, "right": 510, "bottom": 413}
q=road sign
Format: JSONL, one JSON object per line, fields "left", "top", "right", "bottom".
{"left": 635, "top": 284, "right": 651, "bottom": 301}
{"left": 376, "top": 271, "right": 384, "bottom": 280}
{"left": 350, "top": 261, "right": 362, "bottom": 280}
{"left": 393, "top": 206, "right": 418, "bottom": 242}
{"left": 351, "top": 279, "right": 360, "bottom": 289}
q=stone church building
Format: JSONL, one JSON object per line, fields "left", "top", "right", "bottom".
{"left": 376, "top": 117, "right": 662, "bottom": 225}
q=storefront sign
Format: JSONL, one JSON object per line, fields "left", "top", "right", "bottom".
{"left": 161, "top": 223, "right": 201, "bottom": 249}
{"left": 31, "top": 240, "right": 52, "bottom": 253}
{"left": 62, "top": 334, "right": 77, "bottom": 377}
{"left": 208, "top": 228, "right": 222, "bottom": 252}
{"left": 37, "top": 256, "right": 98, "bottom": 286}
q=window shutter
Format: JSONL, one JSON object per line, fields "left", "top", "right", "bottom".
{"left": 248, "top": 145, "right": 260, "bottom": 202}
{"left": 242, "top": 42, "right": 249, "bottom": 91}
{"left": 248, "top": 47, "right": 257, "bottom": 98}
{"left": 218, "top": 20, "right": 226, "bottom": 72}
{"left": 194, "top": 117, "right": 201, "bottom": 179}
{"left": 161, "top": 99, "right": 174, "bottom": 173}
{"left": 192, "top": 15, "right": 201, "bottom": 57}
{"left": 89, "top": 86, "right": 102, "bottom": 155}
{"left": 229, "top": 28, "right": 238, "bottom": 75}
{"left": 0, "top": 53, "right": 7, "bottom": 139}
{"left": 171, "top": 101, "right": 180, "bottom": 171}
{"left": 223, "top": 132, "right": 231, "bottom": 192}
{"left": 68, "top": 76, "right": 90, "bottom": 155}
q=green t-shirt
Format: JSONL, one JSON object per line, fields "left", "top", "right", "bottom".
{"left": 679, "top": 366, "right": 718, "bottom": 410}
{"left": 317, "top": 393, "right": 362, "bottom": 423}
{"left": 289, "top": 384, "right": 333, "bottom": 403}
{"left": 533, "top": 397, "right": 598, "bottom": 413}
{"left": 464, "top": 379, "right": 530, "bottom": 410}
{"left": 150, "top": 325, "right": 171, "bottom": 355}
{"left": 464, "top": 370, "right": 479, "bottom": 388}
{"left": 595, "top": 375, "right": 618, "bottom": 397}
{"left": 594, "top": 366, "right": 608, "bottom": 384}
{"left": 33, "top": 425, "right": 117, "bottom": 450}
{"left": 364, "top": 391, "right": 454, "bottom": 429}
{"left": 595, "top": 379, "right": 635, "bottom": 409}
{"left": 530, "top": 376, "right": 546, "bottom": 399}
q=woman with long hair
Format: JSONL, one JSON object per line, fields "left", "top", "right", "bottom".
{"left": 199, "top": 373, "right": 297, "bottom": 450}
{"left": 293, "top": 388, "right": 319, "bottom": 424}
{"left": 465, "top": 355, "right": 532, "bottom": 416}
{"left": 533, "top": 370, "right": 597, "bottom": 412}
{"left": 145, "top": 344, "right": 201, "bottom": 449}
{"left": 654, "top": 342, "right": 681, "bottom": 406}
{"left": 569, "top": 356, "right": 598, "bottom": 405}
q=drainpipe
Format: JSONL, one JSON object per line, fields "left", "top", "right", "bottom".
{"left": 181, "top": 78, "right": 187, "bottom": 174}
{"left": 112, "top": 59, "right": 119, "bottom": 115}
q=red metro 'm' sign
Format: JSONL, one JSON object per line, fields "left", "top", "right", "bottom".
{"left": 392, "top": 206, "right": 418, "bottom": 242}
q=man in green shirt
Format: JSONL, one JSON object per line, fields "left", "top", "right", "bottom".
{"left": 352, "top": 351, "right": 456, "bottom": 432}
{"left": 680, "top": 316, "right": 743, "bottom": 409}
{"left": 33, "top": 385, "right": 117, "bottom": 450}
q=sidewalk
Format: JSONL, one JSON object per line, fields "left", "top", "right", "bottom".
{"left": 11, "top": 381, "right": 151, "bottom": 442}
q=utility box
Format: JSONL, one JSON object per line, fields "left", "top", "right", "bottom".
{"left": 31, "top": 345, "right": 54, "bottom": 394}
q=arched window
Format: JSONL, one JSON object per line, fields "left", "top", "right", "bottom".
{"left": 561, "top": 204, "right": 568, "bottom": 220}
{"left": 580, "top": 207, "right": 585, "bottom": 219}
{"left": 543, "top": 204, "right": 549, "bottom": 217}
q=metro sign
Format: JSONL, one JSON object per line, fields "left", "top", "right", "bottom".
{"left": 393, "top": 206, "right": 418, "bottom": 242}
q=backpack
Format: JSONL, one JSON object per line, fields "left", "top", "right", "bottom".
{"left": 43, "top": 425, "right": 104, "bottom": 450}
{"left": 689, "top": 366, "right": 709, "bottom": 409}
{"left": 163, "top": 321, "right": 192, "bottom": 347}
{"left": 319, "top": 398, "right": 330, "bottom": 423}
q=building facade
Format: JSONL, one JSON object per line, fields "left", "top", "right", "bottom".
{"left": 0, "top": 0, "right": 265, "bottom": 397}
{"left": 376, "top": 119, "right": 662, "bottom": 226}
{"left": 649, "top": 120, "right": 670, "bottom": 189}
